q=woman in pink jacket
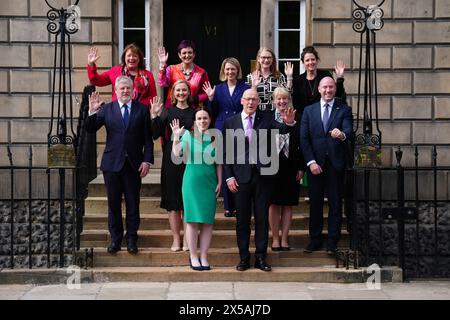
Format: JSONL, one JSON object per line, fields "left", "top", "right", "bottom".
{"left": 87, "top": 43, "right": 157, "bottom": 108}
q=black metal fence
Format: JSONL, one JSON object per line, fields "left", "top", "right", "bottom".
{"left": 0, "top": 85, "right": 96, "bottom": 269}
{"left": 349, "top": 145, "right": 450, "bottom": 279}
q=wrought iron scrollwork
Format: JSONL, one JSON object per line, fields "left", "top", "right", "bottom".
{"left": 45, "top": 0, "right": 80, "bottom": 267}
{"left": 352, "top": 1, "right": 385, "bottom": 167}
{"left": 352, "top": 2, "right": 384, "bottom": 33}
{"left": 46, "top": 2, "right": 80, "bottom": 35}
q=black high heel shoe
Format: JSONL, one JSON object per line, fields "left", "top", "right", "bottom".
{"left": 189, "top": 257, "right": 203, "bottom": 271}
{"left": 200, "top": 260, "right": 211, "bottom": 271}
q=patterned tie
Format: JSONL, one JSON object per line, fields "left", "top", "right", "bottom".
{"left": 123, "top": 104, "right": 129, "bottom": 128}
{"left": 322, "top": 103, "right": 329, "bottom": 132}
{"left": 246, "top": 115, "right": 253, "bottom": 142}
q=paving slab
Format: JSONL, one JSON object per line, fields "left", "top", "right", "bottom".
{"left": 0, "top": 284, "right": 34, "bottom": 300}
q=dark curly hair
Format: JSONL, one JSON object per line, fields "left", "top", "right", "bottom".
{"left": 300, "top": 46, "right": 320, "bottom": 63}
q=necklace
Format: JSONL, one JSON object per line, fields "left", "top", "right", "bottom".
{"left": 182, "top": 65, "right": 193, "bottom": 78}
{"left": 307, "top": 77, "right": 318, "bottom": 96}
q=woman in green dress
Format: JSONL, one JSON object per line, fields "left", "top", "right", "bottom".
{"left": 171, "top": 107, "right": 222, "bottom": 271}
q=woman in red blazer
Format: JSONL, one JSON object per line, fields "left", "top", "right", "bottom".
{"left": 87, "top": 43, "right": 157, "bottom": 109}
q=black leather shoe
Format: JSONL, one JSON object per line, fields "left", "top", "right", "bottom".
{"left": 304, "top": 242, "right": 323, "bottom": 253}
{"left": 280, "top": 246, "right": 291, "bottom": 251}
{"left": 271, "top": 246, "right": 281, "bottom": 251}
{"left": 254, "top": 258, "right": 272, "bottom": 271}
{"left": 236, "top": 260, "right": 250, "bottom": 271}
{"left": 326, "top": 246, "right": 337, "bottom": 255}
{"left": 224, "top": 211, "right": 233, "bottom": 218}
{"left": 127, "top": 244, "right": 138, "bottom": 255}
{"left": 107, "top": 243, "right": 121, "bottom": 254}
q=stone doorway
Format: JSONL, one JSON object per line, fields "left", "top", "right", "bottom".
{"left": 162, "top": 0, "right": 260, "bottom": 87}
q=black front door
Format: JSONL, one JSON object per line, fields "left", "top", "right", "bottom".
{"left": 163, "top": 0, "right": 260, "bottom": 86}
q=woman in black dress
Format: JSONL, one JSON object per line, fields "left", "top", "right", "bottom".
{"left": 151, "top": 80, "right": 195, "bottom": 252}
{"left": 269, "top": 87, "right": 306, "bottom": 251}
{"left": 292, "top": 46, "right": 347, "bottom": 116}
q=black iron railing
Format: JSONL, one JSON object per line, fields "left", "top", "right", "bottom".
{"left": 349, "top": 145, "right": 450, "bottom": 280}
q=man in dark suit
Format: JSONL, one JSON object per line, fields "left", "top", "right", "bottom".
{"left": 223, "top": 88, "right": 296, "bottom": 271}
{"left": 300, "top": 76, "right": 353, "bottom": 254}
{"left": 86, "top": 76, "right": 154, "bottom": 255}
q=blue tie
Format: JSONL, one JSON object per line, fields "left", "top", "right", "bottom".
{"left": 322, "top": 103, "right": 329, "bottom": 132}
{"left": 123, "top": 104, "right": 129, "bottom": 128}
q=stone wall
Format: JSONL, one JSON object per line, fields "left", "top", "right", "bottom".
{"left": 0, "top": 0, "right": 113, "bottom": 173}
{"left": 312, "top": 0, "right": 450, "bottom": 169}
{"left": 0, "top": 200, "right": 75, "bottom": 268}
{"left": 354, "top": 200, "right": 450, "bottom": 278}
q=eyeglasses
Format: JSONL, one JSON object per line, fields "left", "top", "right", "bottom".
{"left": 242, "top": 97, "right": 258, "bottom": 101}
{"left": 259, "top": 56, "right": 273, "bottom": 60}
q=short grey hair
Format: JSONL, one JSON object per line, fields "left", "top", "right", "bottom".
{"left": 115, "top": 75, "right": 133, "bottom": 89}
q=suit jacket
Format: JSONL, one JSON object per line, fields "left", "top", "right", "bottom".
{"left": 300, "top": 99, "right": 352, "bottom": 172}
{"left": 209, "top": 81, "right": 250, "bottom": 132}
{"left": 223, "top": 111, "right": 294, "bottom": 184}
{"left": 85, "top": 100, "right": 154, "bottom": 172}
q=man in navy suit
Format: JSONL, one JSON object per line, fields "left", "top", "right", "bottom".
{"left": 300, "top": 76, "right": 353, "bottom": 254}
{"left": 86, "top": 76, "right": 154, "bottom": 254}
{"left": 223, "top": 88, "right": 296, "bottom": 271}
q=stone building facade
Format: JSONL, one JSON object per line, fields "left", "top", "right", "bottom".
{"left": 0, "top": 0, "right": 449, "bottom": 179}
{"left": 0, "top": 0, "right": 449, "bottom": 273}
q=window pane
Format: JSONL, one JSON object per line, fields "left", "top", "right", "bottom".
{"left": 124, "top": 0, "right": 145, "bottom": 28}
{"left": 124, "top": 30, "right": 146, "bottom": 53}
{"left": 279, "top": 1, "right": 300, "bottom": 29}
{"left": 279, "top": 31, "right": 299, "bottom": 58}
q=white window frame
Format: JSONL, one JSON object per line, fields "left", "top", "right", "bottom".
{"left": 275, "top": 0, "right": 306, "bottom": 74}
{"left": 118, "top": 0, "right": 150, "bottom": 70}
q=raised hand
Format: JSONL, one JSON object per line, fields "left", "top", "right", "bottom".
{"left": 282, "top": 107, "right": 296, "bottom": 124}
{"left": 335, "top": 59, "right": 346, "bottom": 78}
{"left": 150, "top": 96, "right": 163, "bottom": 118}
{"left": 170, "top": 118, "right": 185, "bottom": 138}
{"left": 202, "top": 81, "right": 215, "bottom": 101}
{"left": 88, "top": 92, "right": 103, "bottom": 114}
{"left": 88, "top": 47, "right": 100, "bottom": 66}
{"left": 158, "top": 47, "right": 169, "bottom": 66}
{"left": 251, "top": 70, "right": 261, "bottom": 88}
{"left": 284, "top": 62, "right": 294, "bottom": 78}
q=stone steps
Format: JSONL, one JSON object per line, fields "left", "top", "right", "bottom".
{"left": 80, "top": 267, "right": 402, "bottom": 283}
{"left": 84, "top": 196, "right": 327, "bottom": 214}
{"left": 82, "top": 212, "right": 341, "bottom": 230}
{"left": 87, "top": 172, "right": 310, "bottom": 198}
{"left": 0, "top": 266, "right": 403, "bottom": 284}
{"left": 80, "top": 229, "right": 349, "bottom": 248}
{"left": 90, "top": 247, "right": 337, "bottom": 268}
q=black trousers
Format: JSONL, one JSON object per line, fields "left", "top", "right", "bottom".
{"left": 308, "top": 158, "right": 344, "bottom": 248}
{"left": 233, "top": 167, "right": 273, "bottom": 262}
{"left": 103, "top": 160, "right": 141, "bottom": 245}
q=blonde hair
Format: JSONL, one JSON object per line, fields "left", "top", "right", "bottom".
{"left": 272, "top": 87, "right": 293, "bottom": 108}
{"left": 255, "top": 47, "right": 282, "bottom": 79}
{"left": 219, "top": 57, "right": 242, "bottom": 81}
{"left": 170, "top": 80, "right": 192, "bottom": 106}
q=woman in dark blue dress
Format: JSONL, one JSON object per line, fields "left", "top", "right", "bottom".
{"left": 202, "top": 57, "right": 250, "bottom": 217}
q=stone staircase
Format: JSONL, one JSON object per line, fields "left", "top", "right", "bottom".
{"left": 78, "top": 146, "right": 401, "bottom": 283}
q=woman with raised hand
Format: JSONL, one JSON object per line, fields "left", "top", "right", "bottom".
{"left": 269, "top": 87, "right": 306, "bottom": 252}
{"left": 87, "top": 43, "right": 156, "bottom": 108}
{"left": 171, "top": 107, "right": 222, "bottom": 271}
{"left": 158, "top": 40, "right": 209, "bottom": 108}
{"left": 151, "top": 80, "right": 196, "bottom": 252}
{"left": 246, "top": 47, "right": 293, "bottom": 112}
{"left": 292, "top": 45, "right": 347, "bottom": 116}
{"left": 202, "top": 57, "right": 250, "bottom": 218}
